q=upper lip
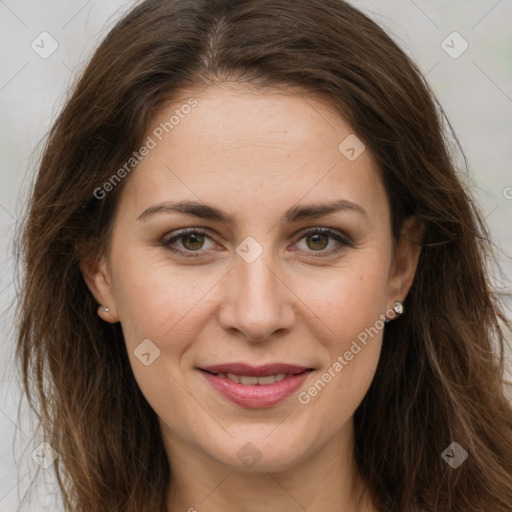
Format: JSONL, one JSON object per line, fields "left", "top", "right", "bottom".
{"left": 199, "top": 363, "right": 313, "bottom": 377}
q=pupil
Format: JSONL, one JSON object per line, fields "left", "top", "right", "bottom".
{"left": 308, "top": 233, "right": 328, "bottom": 250}
{"left": 184, "top": 233, "right": 203, "bottom": 250}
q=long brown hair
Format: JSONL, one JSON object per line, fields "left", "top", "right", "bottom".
{"left": 15, "top": 0, "right": 512, "bottom": 510}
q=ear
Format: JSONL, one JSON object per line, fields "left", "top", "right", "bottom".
{"left": 387, "top": 215, "right": 425, "bottom": 309}
{"left": 79, "top": 256, "right": 119, "bottom": 323}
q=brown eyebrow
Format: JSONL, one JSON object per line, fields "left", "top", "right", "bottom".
{"left": 137, "top": 199, "right": 368, "bottom": 223}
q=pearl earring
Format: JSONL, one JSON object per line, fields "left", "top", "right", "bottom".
{"left": 102, "top": 306, "right": 110, "bottom": 313}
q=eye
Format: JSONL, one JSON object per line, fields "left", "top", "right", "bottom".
{"left": 160, "top": 227, "right": 353, "bottom": 258}
{"left": 161, "top": 228, "right": 216, "bottom": 257}
{"left": 292, "top": 227, "right": 353, "bottom": 257}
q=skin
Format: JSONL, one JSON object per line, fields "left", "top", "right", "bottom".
{"left": 82, "top": 83, "right": 424, "bottom": 512}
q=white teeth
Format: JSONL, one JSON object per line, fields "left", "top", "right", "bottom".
{"left": 256, "top": 375, "right": 277, "bottom": 385}
{"left": 217, "top": 372, "right": 291, "bottom": 385}
{"left": 240, "top": 375, "right": 259, "bottom": 385}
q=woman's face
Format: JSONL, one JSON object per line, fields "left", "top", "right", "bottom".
{"left": 84, "top": 84, "right": 421, "bottom": 472}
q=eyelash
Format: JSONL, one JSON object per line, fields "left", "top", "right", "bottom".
{"left": 160, "top": 227, "right": 354, "bottom": 259}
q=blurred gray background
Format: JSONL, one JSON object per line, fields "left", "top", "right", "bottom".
{"left": 0, "top": 1, "right": 511, "bottom": 510}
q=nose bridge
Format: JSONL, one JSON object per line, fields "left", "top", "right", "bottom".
{"left": 220, "top": 235, "right": 294, "bottom": 341}
{"left": 238, "top": 247, "right": 278, "bottom": 302}
{"left": 234, "top": 232, "right": 277, "bottom": 289}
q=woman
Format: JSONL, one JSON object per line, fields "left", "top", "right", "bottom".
{"left": 15, "top": 0, "right": 512, "bottom": 511}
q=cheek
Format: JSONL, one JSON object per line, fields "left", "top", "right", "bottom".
{"left": 297, "top": 257, "right": 388, "bottom": 406}
{"left": 111, "top": 248, "right": 224, "bottom": 362}
{"left": 302, "top": 254, "right": 390, "bottom": 342}
{"left": 110, "top": 252, "right": 212, "bottom": 423}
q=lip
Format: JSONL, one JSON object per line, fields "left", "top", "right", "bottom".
{"left": 198, "top": 363, "right": 314, "bottom": 408}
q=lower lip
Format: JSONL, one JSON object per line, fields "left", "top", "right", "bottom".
{"left": 200, "top": 370, "right": 313, "bottom": 408}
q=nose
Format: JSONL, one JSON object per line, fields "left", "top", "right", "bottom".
{"left": 218, "top": 248, "right": 295, "bottom": 342}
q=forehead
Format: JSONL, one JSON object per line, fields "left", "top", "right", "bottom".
{"left": 116, "top": 84, "right": 388, "bottom": 226}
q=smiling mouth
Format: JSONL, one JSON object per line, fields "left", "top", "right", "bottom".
{"left": 198, "top": 366, "right": 315, "bottom": 408}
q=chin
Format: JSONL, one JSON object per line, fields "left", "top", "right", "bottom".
{"left": 204, "top": 433, "right": 313, "bottom": 473}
